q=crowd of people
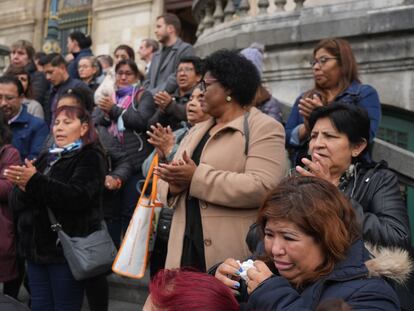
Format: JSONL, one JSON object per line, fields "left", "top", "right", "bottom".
{"left": 0, "top": 11, "right": 412, "bottom": 311}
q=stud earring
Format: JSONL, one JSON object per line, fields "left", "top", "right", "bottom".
{"left": 226, "top": 95, "right": 232, "bottom": 103}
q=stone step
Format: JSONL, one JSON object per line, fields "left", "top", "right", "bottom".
{"left": 107, "top": 271, "right": 149, "bottom": 305}
{"left": 82, "top": 271, "right": 149, "bottom": 310}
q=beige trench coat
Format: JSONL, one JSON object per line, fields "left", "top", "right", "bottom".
{"left": 158, "top": 107, "right": 287, "bottom": 269}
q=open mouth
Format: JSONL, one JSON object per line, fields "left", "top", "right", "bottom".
{"left": 274, "top": 260, "right": 294, "bottom": 271}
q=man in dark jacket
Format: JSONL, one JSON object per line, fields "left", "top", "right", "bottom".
{"left": 149, "top": 56, "right": 203, "bottom": 130}
{"left": 0, "top": 76, "right": 48, "bottom": 160}
{"left": 41, "top": 53, "right": 93, "bottom": 127}
{"left": 66, "top": 31, "right": 93, "bottom": 79}
{"left": 143, "top": 13, "right": 195, "bottom": 95}
{"left": 9, "top": 40, "right": 50, "bottom": 111}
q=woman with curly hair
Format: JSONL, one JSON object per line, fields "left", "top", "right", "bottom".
{"left": 156, "top": 50, "right": 287, "bottom": 271}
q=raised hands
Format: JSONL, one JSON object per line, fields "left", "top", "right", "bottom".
{"left": 146, "top": 123, "right": 175, "bottom": 160}
{"left": 154, "top": 151, "right": 196, "bottom": 195}
{"left": 97, "top": 95, "right": 115, "bottom": 114}
{"left": 246, "top": 261, "right": 273, "bottom": 294}
{"left": 215, "top": 258, "right": 242, "bottom": 295}
{"left": 295, "top": 153, "right": 337, "bottom": 186}
{"left": 298, "top": 94, "right": 324, "bottom": 130}
{"left": 153, "top": 91, "right": 172, "bottom": 111}
{"left": 4, "top": 159, "right": 37, "bottom": 191}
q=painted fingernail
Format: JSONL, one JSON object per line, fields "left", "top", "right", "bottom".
{"left": 235, "top": 270, "right": 240, "bottom": 276}
{"left": 233, "top": 281, "right": 240, "bottom": 289}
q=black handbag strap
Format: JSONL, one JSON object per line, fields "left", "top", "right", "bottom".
{"left": 47, "top": 207, "right": 63, "bottom": 232}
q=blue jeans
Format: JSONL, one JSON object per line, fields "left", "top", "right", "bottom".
{"left": 120, "top": 174, "right": 141, "bottom": 235}
{"left": 27, "top": 261, "right": 84, "bottom": 311}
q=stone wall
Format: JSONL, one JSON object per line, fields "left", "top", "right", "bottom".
{"left": 193, "top": 0, "right": 414, "bottom": 111}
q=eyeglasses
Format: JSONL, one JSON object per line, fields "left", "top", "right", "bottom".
{"left": 309, "top": 56, "right": 338, "bottom": 68}
{"left": 78, "top": 65, "right": 92, "bottom": 69}
{"left": 199, "top": 78, "right": 218, "bottom": 92}
{"left": 177, "top": 67, "right": 194, "bottom": 74}
{"left": 116, "top": 71, "right": 134, "bottom": 77}
{"left": 0, "top": 94, "right": 17, "bottom": 102}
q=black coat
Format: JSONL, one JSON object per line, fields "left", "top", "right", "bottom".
{"left": 25, "top": 62, "right": 50, "bottom": 111}
{"left": 147, "top": 88, "right": 190, "bottom": 131}
{"left": 93, "top": 91, "right": 154, "bottom": 174}
{"left": 342, "top": 161, "right": 411, "bottom": 249}
{"left": 11, "top": 143, "right": 106, "bottom": 263}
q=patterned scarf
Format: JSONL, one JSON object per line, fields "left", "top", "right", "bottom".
{"left": 108, "top": 85, "right": 139, "bottom": 142}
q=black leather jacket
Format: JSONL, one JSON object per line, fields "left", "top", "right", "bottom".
{"left": 341, "top": 161, "right": 411, "bottom": 249}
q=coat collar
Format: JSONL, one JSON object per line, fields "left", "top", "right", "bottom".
{"left": 337, "top": 80, "right": 362, "bottom": 98}
{"left": 327, "top": 239, "right": 369, "bottom": 281}
{"left": 11, "top": 105, "right": 30, "bottom": 125}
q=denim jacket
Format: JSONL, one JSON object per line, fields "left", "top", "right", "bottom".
{"left": 10, "top": 105, "right": 49, "bottom": 161}
{"left": 285, "top": 81, "right": 381, "bottom": 165}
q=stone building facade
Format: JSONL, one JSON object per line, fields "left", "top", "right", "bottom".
{"left": 0, "top": 0, "right": 195, "bottom": 67}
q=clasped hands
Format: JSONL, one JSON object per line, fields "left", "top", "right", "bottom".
{"left": 215, "top": 258, "right": 273, "bottom": 295}
{"left": 4, "top": 159, "right": 37, "bottom": 191}
{"left": 154, "top": 151, "right": 196, "bottom": 195}
{"left": 298, "top": 94, "right": 323, "bottom": 131}
{"left": 147, "top": 123, "right": 175, "bottom": 160}
{"left": 97, "top": 95, "right": 115, "bottom": 114}
{"left": 153, "top": 91, "right": 172, "bottom": 111}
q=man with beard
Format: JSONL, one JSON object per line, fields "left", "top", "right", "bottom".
{"left": 148, "top": 56, "right": 203, "bottom": 130}
{"left": 143, "top": 13, "right": 195, "bottom": 95}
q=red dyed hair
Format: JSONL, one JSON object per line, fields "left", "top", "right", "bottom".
{"left": 149, "top": 269, "right": 239, "bottom": 311}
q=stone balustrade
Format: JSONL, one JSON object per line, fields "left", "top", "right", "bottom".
{"left": 193, "top": 0, "right": 302, "bottom": 37}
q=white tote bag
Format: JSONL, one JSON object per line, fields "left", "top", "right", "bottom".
{"left": 112, "top": 154, "right": 161, "bottom": 278}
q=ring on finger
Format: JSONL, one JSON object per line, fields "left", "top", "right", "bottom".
{"left": 17, "top": 176, "right": 21, "bottom": 181}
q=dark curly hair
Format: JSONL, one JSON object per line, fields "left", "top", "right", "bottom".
{"left": 204, "top": 50, "right": 260, "bottom": 107}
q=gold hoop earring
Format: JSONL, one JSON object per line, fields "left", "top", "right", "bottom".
{"left": 226, "top": 95, "right": 232, "bottom": 103}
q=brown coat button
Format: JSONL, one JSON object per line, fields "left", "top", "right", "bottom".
{"left": 204, "top": 238, "right": 212, "bottom": 246}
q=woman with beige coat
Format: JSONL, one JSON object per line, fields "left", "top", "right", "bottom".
{"left": 155, "top": 50, "right": 287, "bottom": 271}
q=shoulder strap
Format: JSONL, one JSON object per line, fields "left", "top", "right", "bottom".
{"left": 47, "top": 208, "right": 62, "bottom": 232}
{"left": 244, "top": 111, "right": 250, "bottom": 156}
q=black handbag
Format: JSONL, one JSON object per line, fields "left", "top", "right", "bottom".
{"left": 47, "top": 208, "right": 117, "bottom": 281}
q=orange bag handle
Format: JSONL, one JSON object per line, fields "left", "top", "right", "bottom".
{"left": 138, "top": 154, "right": 159, "bottom": 206}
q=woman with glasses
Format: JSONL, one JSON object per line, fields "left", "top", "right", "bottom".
{"left": 155, "top": 50, "right": 287, "bottom": 272}
{"left": 94, "top": 59, "right": 153, "bottom": 238}
{"left": 285, "top": 38, "right": 381, "bottom": 166}
{"left": 78, "top": 56, "right": 102, "bottom": 92}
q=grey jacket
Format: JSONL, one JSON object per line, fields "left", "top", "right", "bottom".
{"left": 143, "top": 38, "right": 195, "bottom": 95}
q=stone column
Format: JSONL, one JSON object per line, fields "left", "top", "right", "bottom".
{"left": 274, "top": 0, "right": 287, "bottom": 11}
{"left": 213, "top": 0, "right": 224, "bottom": 26}
{"left": 257, "top": 0, "right": 270, "bottom": 14}
{"left": 202, "top": 4, "right": 214, "bottom": 30}
{"left": 294, "top": 0, "right": 305, "bottom": 11}
{"left": 224, "top": 0, "right": 236, "bottom": 22}
{"left": 238, "top": 0, "right": 250, "bottom": 17}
